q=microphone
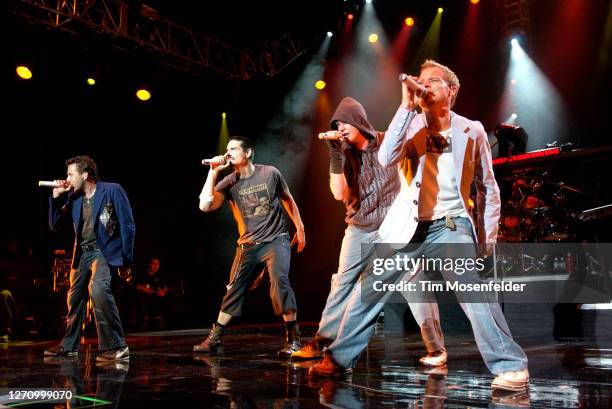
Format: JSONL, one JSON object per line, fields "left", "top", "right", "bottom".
{"left": 202, "top": 155, "right": 228, "bottom": 166}
{"left": 38, "top": 181, "right": 64, "bottom": 188}
{"left": 398, "top": 73, "right": 431, "bottom": 98}
{"left": 318, "top": 131, "right": 344, "bottom": 141}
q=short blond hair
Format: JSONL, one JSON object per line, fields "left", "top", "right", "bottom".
{"left": 421, "top": 59, "right": 460, "bottom": 107}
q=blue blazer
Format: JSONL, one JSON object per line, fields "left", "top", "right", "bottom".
{"left": 49, "top": 181, "right": 136, "bottom": 268}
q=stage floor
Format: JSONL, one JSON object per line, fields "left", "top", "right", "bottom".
{"left": 1, "top": 324, "right": 611, "bottom": 408}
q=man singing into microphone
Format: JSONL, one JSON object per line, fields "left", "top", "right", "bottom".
{"left": 311, "top": 60, "right": 529, "bottom": 392}
{"left": 296, "top": 97, "right": 447, "bottom": 367}
{"left": 44, "top": 155, "right": 135, "bottom": 362}
{"left": 194, "top": 136, "right": 306, "bottom": 356}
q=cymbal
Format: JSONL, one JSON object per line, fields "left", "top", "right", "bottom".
{"left": 521, "top": 206, "right": 551, "bottom": 214}
{"left": 579, "top": 203, "right": 612, "bottom": 221}
{"left": 539, "top": 173, "right": 586, "bottom": 195}
{"left": 556, "top": 183, "right": 586, "bottom": 195}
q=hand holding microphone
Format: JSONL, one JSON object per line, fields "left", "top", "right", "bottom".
{"left": 38, "top": 181, "right": 64, "bottom": 188}
{"left": 398, "top": 73, "right": 430, "bottom": 110}
{"left": 318, "top": 131, "right": 344, "bottom": 141}
{"left": 38, "top": 180, "right": 72, "bottom": 197}
{"left": 398, "top": 73, "right": 431, "bottom": 97}
{"left": 319, "top": 130, "right": 345, "bottom": 153}
{"left": 318, "top": 131, "right": 345, "bottom": 173}
{"left": 201, "top": 155, "right": 226, "bottom": 165}
{"left": 201, "top": 153, "right": 231, "bottom": 171}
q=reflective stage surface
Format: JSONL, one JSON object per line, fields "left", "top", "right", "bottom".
{"left": 1, "top": 324, "right": 611, "bottom": 408}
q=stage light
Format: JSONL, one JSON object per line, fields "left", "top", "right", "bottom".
{"left": 86, "top": 77, "right": 96, "bottom": 86}
{"left": 406, "top": 7, "right": 442, "bottom": 76}
{"left": 502, "top": 37, "right": 565, "bottom": 149}
{"left": 366, "top": 0, "right": 372, "bottom": 3}
{"left": 136, "top": 88, "right": 151, "bottom": 101}
{"left": 16, "top": 65, "right": 32, "bottom": 80}
{"left": 405, "top": 17, "right": 414, "bottom": 26}
{"left": 470, "top": 0, "right": 480, "bottom": 4}
{"left": 315, "top": 80, "right": 326, "bottom": 90}
{"left": 347, "top": 13, "right": 354, "bottom": 20}
{"left": 327, "top": 31, "right": 333, "bottom": 37}
{"left": 368, "top": 33, "right": 378, "bottom": 43}
{"left": 438, "top": 8, "right": 443, "bottom": 14}
{"left": 218, "top": 111, "right": 229, "bottom": 154}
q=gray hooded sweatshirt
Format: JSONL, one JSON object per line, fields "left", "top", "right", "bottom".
{"left": 330, "top": 97, "right": 401, "bottom": 231}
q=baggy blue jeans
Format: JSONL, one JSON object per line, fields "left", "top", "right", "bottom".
{"left": 326, "top": 217, "right": 528, "bottom": 374}
{"left": 316, "top": 225, "right": 442, "bottom": 352}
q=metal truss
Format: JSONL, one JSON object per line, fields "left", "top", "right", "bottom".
{"left": 259, "top": 34, "right": 306, "bottom": 77}
{"left": 495, "top": 0, "right": 531, "bottom": 36}
{"left": 8, "top": 0, "right": 311, "bottom": 81}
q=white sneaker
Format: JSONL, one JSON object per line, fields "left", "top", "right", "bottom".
{"left": 419, "top": 349, "right": 447, "bottom": 367}
{"left": 492, "top": 368, "right": 530, "bottom": 391}
{"left": 96, "top": 346, "right": 130, "bottom": 362}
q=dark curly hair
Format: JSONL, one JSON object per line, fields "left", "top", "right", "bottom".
{"left": 65, "top": 155, "right": 100, "bottom": 181}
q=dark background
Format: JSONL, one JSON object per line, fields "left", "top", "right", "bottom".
{"left": 3, "top": 0, "right": 611, "bottom": 331}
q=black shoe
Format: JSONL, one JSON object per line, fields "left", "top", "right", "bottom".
{"left": 96, "top": 346, "right": 130, "bottom": 362}
{"left": 278, "top": 323, "right": 301, "bottom": 357}
{"left": 194, "top": 324, "right": 224, "bottom": 353}
{"left": 278, "top": 339, "right": 302, "bottom": 357}
{"left": 44, "top": 344, "right": 78, "bottom": 357}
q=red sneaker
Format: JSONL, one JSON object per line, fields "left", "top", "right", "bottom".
{"left": 308, "top": 355, "right": 350, "bottom": 377}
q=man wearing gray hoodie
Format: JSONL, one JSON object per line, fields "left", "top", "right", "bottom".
{"left": 294, "top": 97, "right": 446, "bottom": 368}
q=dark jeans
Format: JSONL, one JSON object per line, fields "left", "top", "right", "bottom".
{"left": 220, "top": 235, "right": 297, "bottom": 316}
{"left": 61, "top": 248, "right": 127, "bottom": 351}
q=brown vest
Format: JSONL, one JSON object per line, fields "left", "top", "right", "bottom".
{"left": 344, "top": 132, "right": 400, "bottom": 231}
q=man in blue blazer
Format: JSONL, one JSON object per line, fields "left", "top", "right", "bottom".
{"left": 44, "top": 155, "right": 135, "bottom": 362}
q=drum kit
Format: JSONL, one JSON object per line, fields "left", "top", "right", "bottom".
{"left": 497, "top": 172, "right": 586, "bottom": 243}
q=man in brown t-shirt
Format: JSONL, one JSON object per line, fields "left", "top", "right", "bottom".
{"left": 194, "top": 136, "right": 306, "bottom": 356}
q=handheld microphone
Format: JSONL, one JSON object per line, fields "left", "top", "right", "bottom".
{"left": 38, "top": 181, "right": 64, "bottom": 188}
{"left": 318, "top": 131, "right": 344, "bottom": 141}
{"left": 398, "top": 73, "right": 431, "bottom": 98}
{"left": 202, "top": 155, "right": 228, "bottom": 166}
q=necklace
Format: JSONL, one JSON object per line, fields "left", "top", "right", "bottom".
{"left": 85, "top": 188, "right": 96, "bottom": 204}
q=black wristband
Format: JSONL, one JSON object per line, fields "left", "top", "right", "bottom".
{"left": 329, "top": 151, "right": 345, "bottom": 174}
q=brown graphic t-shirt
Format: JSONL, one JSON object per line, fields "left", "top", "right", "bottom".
{"left": 216, "top": 164, "right": 289, "bottom": 245}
